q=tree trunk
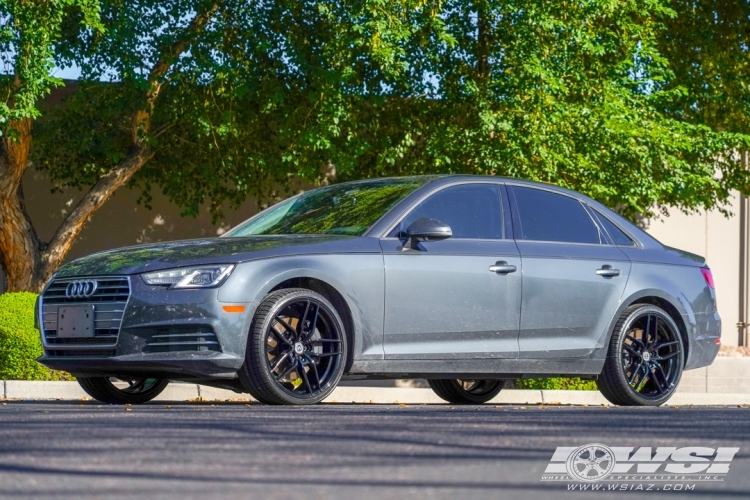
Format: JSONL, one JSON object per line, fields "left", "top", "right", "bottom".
{"left": 476, "top": 1, "right": 490, "bottom": 82}
{"left": 0, "top": 118, "right": 45, "bottom": 292}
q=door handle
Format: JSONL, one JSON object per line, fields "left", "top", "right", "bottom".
{"left": 596, "top": 265, "right": 620, "bottom": 277}
{"left": 489, "top": 261, "right": 517, "bottom": 274}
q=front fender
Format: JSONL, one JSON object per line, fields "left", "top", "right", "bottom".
{"left": 217, "top": 254, "right": 385, "bottom": 362}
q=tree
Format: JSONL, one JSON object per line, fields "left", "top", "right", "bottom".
{"left": 4, "top": 1, "right": 750, "bottom": 293}
{"left": 4, "top": 0, "right": 445, "bottom": 291}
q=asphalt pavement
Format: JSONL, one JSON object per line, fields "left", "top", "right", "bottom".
{"left": 0, "top": 402, "right": 748, "bottom": 500}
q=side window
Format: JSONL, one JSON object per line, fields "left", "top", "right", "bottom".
{"left": 390, "top": 184, "right": 503, "bottom": 239}
{"left": 593, "top": 209, "right": 635, "bottom": 246}
{"left": 511, "top": 186, "right": 600, "bottom": 244}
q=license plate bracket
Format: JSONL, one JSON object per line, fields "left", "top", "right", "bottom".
{"left": 57, "top": 305, "right": 95, "bottom": 338}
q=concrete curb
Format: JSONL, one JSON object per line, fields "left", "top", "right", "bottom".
{"left": 2, "top": 381, "right": 750, "bottom": 405}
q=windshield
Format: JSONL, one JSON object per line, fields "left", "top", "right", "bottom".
{"left": 226, "top": 178, "right": 431, "bottom": 237}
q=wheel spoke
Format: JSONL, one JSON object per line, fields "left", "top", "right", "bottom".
{"left": 300, "top": 363, "right": 314, "bottom": 395}
{"left": 303, "top": 304, "right": 319, "bottom": 342}
{"left": 625, "top": 333, "right": 644, "bottom": 348}
{"left": 270, "top": 327, "right": 292, "bottom": 346}
{"left": 125, "top": 380, "right": 146, "bottom": 393}
{"left": 271, "top": 351, "right": 291, "bottom": 372}
{"left": 311, "top": 351, "right": 341, "bottom": 358}
{"left": 655, "top": 340, "right": 679, "bottom": 350}
{"left": 307, "top": 339, "right": 341, "bottom": 344}
{"left": 275, "top": 361, "right": 297, "bottom": 381}
{"left": 298, "top": 300, "right": 311, "bottom": 338}
{"left": 651, "top": 365, "right": 666, "bottom": 394}
{"left": 655, "top": 363, "right": 671, "bottom": 392}
{"left": 658, "top": 351, "right": 679, "bottom": 360}
{"left": 273, "top": 318, "right": 296, "bottom": 343}
{"left": 305, "top": 354, "right": 321, "bottom": 390}
{"left": 628, "top": 361, "right": 644, "bottom": 385}
{"left": 623, "top": 344, "right": 641, "bottom": 358}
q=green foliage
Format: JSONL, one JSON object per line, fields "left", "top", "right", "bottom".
{"left": 0, "top": 0, "right": 102, "bottom": 132}
{"left": 27, "top": 0, "right": 750, "bottom": 224}
{"left": 0, "top": 292, "right": 70, "bottom": 380}
{"left": 658, "top": 0, "right": 750, "bottom": 136}
{"left": 514, "top": 378, "right": 598, "bottom": 391}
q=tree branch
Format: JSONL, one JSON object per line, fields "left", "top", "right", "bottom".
{"left": 41, "top": 1, "right": 221, "bottom": 280}
{"left": 132, "top": 1, "right": 220, "bottom": 141}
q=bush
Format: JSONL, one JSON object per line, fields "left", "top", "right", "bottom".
{"left": 0, "top": 292, "right": 71, "bottom": 380}
{"left": 513, "top": 377, "right": 598, "bottom": 391}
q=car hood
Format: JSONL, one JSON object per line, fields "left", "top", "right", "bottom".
{"left": 55, "top": 235, "right": 372, "bottom": 278}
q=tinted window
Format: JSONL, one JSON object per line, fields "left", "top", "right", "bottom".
{"left": 391, "top": 184, "right": 503, "bottom": 239}
{"left": 227, "top": 178, "right": 430, "bottom": 237}
{"left": 594, "top": 209, "right": 635, "bottom": 246}
{"left": 512, "top": 186, "right": 600, "bottom": 244}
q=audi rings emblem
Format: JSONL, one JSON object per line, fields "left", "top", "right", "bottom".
{"left": 65, "top": 280, "right": 98, "bottom": 298}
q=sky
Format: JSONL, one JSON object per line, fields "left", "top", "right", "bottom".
{"left": 53, "top": 65, "right": 81, "bottom": 80}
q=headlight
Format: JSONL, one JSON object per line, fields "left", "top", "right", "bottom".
{"left": 141, "top": 265, "right": 235, "bottom": 288}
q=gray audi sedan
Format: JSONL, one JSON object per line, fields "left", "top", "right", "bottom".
{"left": 37, "top": 176, "right": 721, "bottom": 406}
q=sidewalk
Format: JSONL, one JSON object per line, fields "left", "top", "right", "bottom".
{"left": 2, "top": 380, "right": 750, "bottom": 405}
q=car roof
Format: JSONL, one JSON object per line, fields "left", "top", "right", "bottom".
{"left": 341, "top": 174, "right": 600, "bottom": 204}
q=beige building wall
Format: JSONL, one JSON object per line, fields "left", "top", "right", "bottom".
{"left": 644, "top": 192, "right": 742, "bottom": 346}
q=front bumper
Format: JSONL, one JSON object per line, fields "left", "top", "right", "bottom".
{"left": 39, "top": 351, "right": 244, "bottom": 380}
{"left": 37, "top": 275, "right": 255, "bottom": 380}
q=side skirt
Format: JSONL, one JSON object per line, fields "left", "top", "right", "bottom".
{"left": 348, "top": 358, "right": 605, "bottom": 378}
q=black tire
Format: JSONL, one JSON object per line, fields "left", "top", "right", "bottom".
{"left": 597, "top": 304, "right": 684, "bottom": 406}
{"left": 239, "top": 288, "right": 348, "bottom": 405}
{"left": 428, "top": 379, "right": 505, "bottom": 404}
{"left": 77, "top": 377, "right": 169, "bottom": 404}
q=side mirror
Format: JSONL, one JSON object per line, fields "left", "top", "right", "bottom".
{"left": 404, "top": 218, "right": 452, "bottom": 249}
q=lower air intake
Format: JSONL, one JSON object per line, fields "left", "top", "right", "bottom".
{"left": 144, "top": 326, "right": 222, "bottom": 353}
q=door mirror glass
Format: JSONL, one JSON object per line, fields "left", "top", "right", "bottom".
{"left": 405, "top": 218, "right": 452, "bottom": 248}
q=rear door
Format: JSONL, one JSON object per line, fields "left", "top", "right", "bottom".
{"left": 507, "top": 184, "right": 631, "bottom": 358}
{"left": 380, "top": 182, "right": 522, "bottom": 359}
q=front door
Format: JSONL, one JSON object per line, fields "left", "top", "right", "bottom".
{"left": 380, "top": 182, "right": 522, "bottom": 359}
{"left": 508, "top": 185, "right": 631, "bottom": 358}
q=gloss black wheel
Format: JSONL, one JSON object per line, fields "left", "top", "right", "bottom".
{"left": 428, "top": 379, "right": 505, "bottom": 404}
{"left": 597, "top": 304, "right": 684, "bottom": 406}
{"left": 239, "top": 288, "right": 347, "bottom": 405}
{"left": 77, "top": 377, "right": 169, "bottom": 404}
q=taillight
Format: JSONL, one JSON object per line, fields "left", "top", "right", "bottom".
{"left": 701, "top": 267, "right": 715, "bottom": 289}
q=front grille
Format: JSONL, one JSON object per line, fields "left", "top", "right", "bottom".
{"left": 144, "top": 326, "right": 222, "bottom": 353}
{"left": 41, "top": 276, "right": 130, "bottom": 355}
{"left": 42, "top": 278, "right": 130, "bottom": 304}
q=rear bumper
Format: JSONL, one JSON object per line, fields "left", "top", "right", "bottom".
{"left": 684, "top": 311, "right": 721, "bottom": 370}
{"left": 38, "top": 351, "right": 244, "bottom": 380}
